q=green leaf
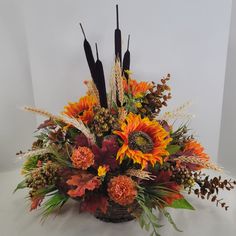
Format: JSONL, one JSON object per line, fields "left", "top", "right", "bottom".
{"left": 168, "top": 198, "right": 195, "bottom": 210}
{"left": 162, "top": 209, "right": 183, "bottom": 232}
{"left": 166, "top": 145, "right": 181, "bottom": 155}
{"left": 41, "top": 192, "right": 69, "bottom": 221}
{"left": 13, "top": 179, "right": 27, "bottom": 193}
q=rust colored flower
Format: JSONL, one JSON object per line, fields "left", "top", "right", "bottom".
{"left": 107, "top": 175, "right": 137, "bottom": 206}
{"left": 154, "top": 170, "right": 183, "bottom": 206}
{"left": 71, "top": 146, "right": 94, "bottom": 170}
{"left": 114, "top": 113, "right": 172, "bottom": 169}
{"left": 123, "top": 78, "right": 153, "bottom": 98}
{"left": 63, "top": 95, "right": 98, "bottom": 124}
{"left": 183, "top": 140, "right": 209, "bottom": 170}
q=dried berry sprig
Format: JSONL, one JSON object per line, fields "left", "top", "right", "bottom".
{"left": 188, "top": 173, "right": 236, "bottom": 210}
{"left": 26, "top": 162, "right": 60, "bottom": 198}
{"left": 139, "top": 74, "right": 172, "bottom": 119}
{"left": 170, "top": 166, "right": 195, "bottom": 188}
{"left": 90, "top": 107, "right": 120, "bottom": 137}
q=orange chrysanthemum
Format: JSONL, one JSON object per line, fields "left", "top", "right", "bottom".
{"left": 107, "top": 175, "right": 137, "bottom": 206}
{"left": 123, "top": 78, "right": 153, "bottom": 98}
{"left": 183, "top": 140, "right": 209, "bottom": 170}
{"left": 114, "top": 113, "right": 172, "bottom": 169}
{"left": 63, "top": 95, "right": 97, "bottom": 124}
{"left": 71, "top": 146, "right": 94, "bottom": 170}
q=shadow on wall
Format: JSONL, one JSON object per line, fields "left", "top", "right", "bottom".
{"left": 0, "top": 0, "right": 36, "bottom": 172}
{"left": 219, "top": 0, "right": 236, "bottom": 177}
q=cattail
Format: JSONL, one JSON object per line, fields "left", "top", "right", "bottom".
{"left": 94, "top": 43, "right": 108, "bottom": 108}
{"left": 114, "top": 5, "right": 122, "bottom": 63}
{"left": 122, "top": 35, "right": 130, "bottom": 80}
{"left": 79, "top": 23, "right": 96, "bottom": 84}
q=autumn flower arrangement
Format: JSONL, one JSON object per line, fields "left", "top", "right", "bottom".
{"left": 15, "top": 5, "right": 236, "bottom": 236}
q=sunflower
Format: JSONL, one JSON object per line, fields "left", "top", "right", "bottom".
{"left": 114, "top": 113, "right": 172, "bottom": 169}
{"left": 63, "top": 95, "right": 97, "bottom": 124}
{"left": 123, "top": 78, "right": 153, "bottom": 98}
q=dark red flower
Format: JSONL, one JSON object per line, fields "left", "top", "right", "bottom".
{"left": 153, "top": 170, "right": 183, "bottom": 206}
{"left": 80, "top": 195, "right": 109, "bottom": 214}
{"left": 92, "top": 135, "right": 119, "bottom": 170}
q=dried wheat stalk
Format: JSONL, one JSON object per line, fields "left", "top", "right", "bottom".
{"left": 118, "top": 107, "right": 127, "bottom": 122}
{"left": 114, "top": 59, "right": 124, "bottom": 106}
{"left": 19, "top": 148, "right": 49, "bottom": 159}
{"left": 24, "top": 106, "right": 58, "bottom": 120}
{"left": 24, "top": 106, "right": 95, "bottom": 143}
{"left": 108, "top": 66, "right": 117, "bottom": 109}
{"left": 158, "top": 101, "right": 194, "bottom": 121}
{"left": 173, "top": 155, "right": 223, "bottom": 172}
{"left": 126, "top": 169, "right": 155, "bottom": 180}
{"left": 84, "top": 80, "right": 100, "bottom": 107}
{"left": 59, "top": 114, "right": 95, "bottom": 143}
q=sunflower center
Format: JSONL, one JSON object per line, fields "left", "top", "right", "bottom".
{"left": 128, "top": 131, "right": 154, "bottom": 153}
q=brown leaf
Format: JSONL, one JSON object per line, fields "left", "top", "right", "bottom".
{"left": 66, "top": 173, "right": 101, "bottom": 198}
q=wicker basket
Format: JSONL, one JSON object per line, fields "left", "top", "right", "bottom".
{"left": 94, "top": 201, "right": 135, "bottom": 223}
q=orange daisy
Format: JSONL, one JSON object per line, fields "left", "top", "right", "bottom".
{"left": 123, "top": 78, "right": 153, "bottom": 98}
{"left": 114, "top": 113, "right": 172, "bottom": 169}
{"left": 63, "top": 95, "right": 97, "bottom": 124}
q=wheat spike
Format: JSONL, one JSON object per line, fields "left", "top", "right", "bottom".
{"left": 158, "top": 101, "right": 194, "bottom": 122}
{"left": 114, "top": 59, "right": 124, "bottom": 106}
{"left": 19, "top": 148, "right": 49, "bottom": 159}
{"left": 24, "top": 106, "right": 58, "bottom": 120}
{"left": 118, "top": 107, "right": 127, "bottom": 122}
{"left": 59, "top": 114, "right": 95, "bottom": 143}
{"left": 84, "top": 80, "right": 100, "bottom": 107}
{"left": 126, "top": 169, "right": 155, "bottom": 180}
{"left": 173, "top": 156, "right": 223, "bottom": 172}
{"left": 108, "top": 65, "right": 117, "bottom": 109}
{"left": 24, "top": 106, "right": 95, "bottom": 143}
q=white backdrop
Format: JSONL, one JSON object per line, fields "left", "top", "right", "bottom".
{"left": 0, "top": 0, "right": 233, "bottom": 171}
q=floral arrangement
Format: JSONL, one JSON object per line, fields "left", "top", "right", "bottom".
{"left": 15, "top": 5, "right": 235, "bottom": 236}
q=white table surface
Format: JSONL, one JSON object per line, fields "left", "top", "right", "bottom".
{"left": 1, "top": 169, "right": 236, "bottom": 236}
